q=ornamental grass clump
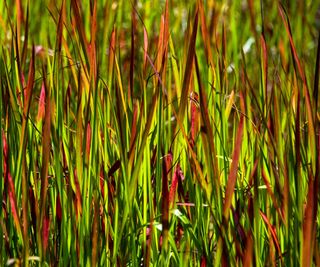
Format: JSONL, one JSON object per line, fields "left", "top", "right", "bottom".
{"left": 0, "top": 0, "right": 319, "bottom": 266}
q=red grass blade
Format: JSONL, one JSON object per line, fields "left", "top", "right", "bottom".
{"left": 197, "top": 0, "right": 213, "bottom": 65}
{"left": 189, "top": 91, "right": 199, "bottom": 148}
{"left": 37, "top": 82, "right": 46, "bottom": 122}
{"left": 261, "top": 170, "right": 284, "bottom": 221}
{"left": 161, "top": 153, "right": 169, "bottom": 251}
{"left": 143, "top": 26, "right": 148, "bottom": 72}
{"left": 178, "top": 10, "right": 198, "bottom": 122}
{"left": 42, "top": 214, "right": 50, "bottom": 254}
{"left": 313, "top": 31, "right": 320, "bottom": 111}
{"left": 169, "top": 164, "right": 184, "bottom": 207}
{"left": 302, "top": 168, "right": 317, "bottom": 267}
{"left": 223, "top": 92, "right": 245, "bottom": 221}
{"left": 38, "top": 72, "right": 52, "bottom": 256}
{"left": 259, "top": 210, "right": 282, "bottom": 260}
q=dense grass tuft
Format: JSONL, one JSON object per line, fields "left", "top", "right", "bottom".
{"left": 0, "top": 0, "right": 319, "bottom": 266}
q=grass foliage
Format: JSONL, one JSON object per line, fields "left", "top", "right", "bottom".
{"left": 0, "top": 0, "right": 319, "bottom": 266}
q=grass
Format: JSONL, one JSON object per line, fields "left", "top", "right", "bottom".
{"left": 0, "top": 0, "right": 319, "bottom": 266}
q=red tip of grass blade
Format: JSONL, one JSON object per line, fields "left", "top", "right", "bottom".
{"left": 37, "top": 82, "right": 46, "bottom": 122}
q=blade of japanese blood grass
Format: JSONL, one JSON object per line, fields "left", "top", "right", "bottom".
{"left": 71, "top": 0, "right": 89, "bottom": 67}
{"left": 223, "top": 91, "right": 245, "bottom": 221}
{"left": 3, "top": 133, "right": 23, "bottom": 243}
{"left": 129, "top": 10, "right": 135, "bottom": 103}
{"left": 89, "top": 0, "right": 97, "bottom": 83}
{"left": 259, "top": 210, "right": 282, "bottom": 261}
{"left": 161, "top": 153, "right": 169, "bottom": 252}
{"left": 38, "top": 71, "right": 51, "bottom": 259}
{"left": 108, "top": 28, "right": 116, "bottom": 89}
{"left": 260, "top": 34, "right": 268, "bottom": 112}
{"left": 177, "top": 10, "right": 198, "bottom": 123}
{"left": 37, "top": 83, "right": 46, "bottom": 122}
{"left": 169, "top": 164, "right": 184, "bottom": 208}
{"left": 302, "top": 167, "right": 318, "bottom": 267}
{"left": 189, "top": 91, "right": 199, "bottom": 148}
{"left": 114, "top": 55, "right": 129, "bottom": 125}
{"left": 42, "top": 214, "right": 50, "bottom": 256}
{"left": 313, "top": 31, "right": 320, "bottom": 114}
{"left": 197, "top": 0, "right": 213, "bottom": 65}
{"left": 156, "top": 0, "right": 169, "bottom": 73}
{"left": 15, "top": 0, "right": 24, "bottom": 52}
{"left": 278, "top": 4, "right": 316, "bottom": 170}
{"left": 21, "top": 3, "right": 29, "bottom": 68}
{"left": 215, "top": 105, "right": 245, "bottom": 265}
{"left": 56, "top": 0, "right": 65, "bottom": 53}
{"left": 143, "top": 27, "right": 148, "bottom": 72}
{"left": 128, "top": 101, "right": 138, "bottom": 167}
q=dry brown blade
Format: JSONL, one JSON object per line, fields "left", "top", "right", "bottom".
{"left": 223, "top": 92, "right": 245, "bottom": 221}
